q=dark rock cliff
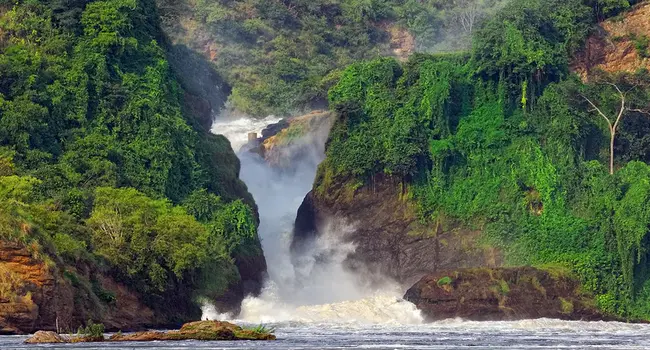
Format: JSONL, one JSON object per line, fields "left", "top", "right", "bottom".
{"left": 292, "top": 174, "right": 502, "bottom": 288}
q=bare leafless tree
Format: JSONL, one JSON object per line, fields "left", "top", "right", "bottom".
{"left": 457, "top": 2, "right": 480, "bottom": 35}
{"left": 582, "top": 83, "right": 650, "bottom": 174}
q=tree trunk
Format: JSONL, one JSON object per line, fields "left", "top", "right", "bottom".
{"left": 610, "top": 131, "right": 615, "bottom": 175}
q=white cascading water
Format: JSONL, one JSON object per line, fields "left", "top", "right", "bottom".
{"left": 207, "top": 115, "right": 423, "bottom": 325}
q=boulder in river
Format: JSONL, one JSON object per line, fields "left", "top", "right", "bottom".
{"left": 109, "top": 320, "right": 276, "bottom": 341}
{"left": 24, "top": 331, "right": 65, "bottom": 344}
{"left": 250, "top": 110, "right": 334, "bottom": 169}
{"left": 24, "top": 320, "right": 276, "bottom": 343}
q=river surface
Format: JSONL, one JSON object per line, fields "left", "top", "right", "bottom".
{"left": 2, "top": 319, "right": 650, "bottom": 349}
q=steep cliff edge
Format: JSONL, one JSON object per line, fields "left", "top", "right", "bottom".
{"left": 293, "top": 174, "right": 502, "bottom": 288}
{"left": 0, "top": 241, "right": 160, "bottom": 334}
{"left": 0, "top": 241, "right": 68, "bottom": 335}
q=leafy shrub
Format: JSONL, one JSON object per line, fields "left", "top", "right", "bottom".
{"left": 247, "top": 324, "right": 276, "bottom": 335}
{"left": 52, "top": 234, "right": 87, "bottom": 262}
{"left": 437, "top": 276, "right": 453, "bottom": 286}
{"left": 91, "top": 279, "right": 116, "bottom": 305}
{"left": 77, "top": 320, "right": 104, "bottom": 340}
{"left": 631, "top": 34, "right": 650, "bottom": 58}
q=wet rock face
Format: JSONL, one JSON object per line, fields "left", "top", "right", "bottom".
{"left": 211, "top": 251, "right": 268, "bottom": 316}
{"left": 292, "top": 175, "right": 502, "bottom": 288}
{"left": 404, "top": 267, "right": 607, "bottom": 322}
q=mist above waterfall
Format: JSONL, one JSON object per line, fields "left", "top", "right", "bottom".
{"left": 208, "top": 114, "right": 422, "bottom": 324}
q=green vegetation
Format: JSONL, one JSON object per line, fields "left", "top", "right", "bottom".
{"left": 156, "top": 0, "right": 642, "bottom": 116}
{"left": 158, "top": 0, "right": 517, "bottom": 116}
{"left": 497, "top": 280, "right": 510, "bottom": 295}
{"left": 77, "top": 320, "right": 105, "bottom": 340}
{"left": 245, "top": 324, "right": 276, "bottom": 335}
{"left": 322, "top": 0, "right": 650, "bottom": 320}
{"left": 437, "top": 276, "right": 453, "bottom": 286}
{"left": 1, "top": 0, "right": 648, "bottom": 326}
{"left": 560, "top": 297, "right": 575, "bottom": 314}
{"left": 631, "top": 33, "right": 650, "bottom": 58}
{"left": 0, "top": 0, "right": 260, "bottom": 318}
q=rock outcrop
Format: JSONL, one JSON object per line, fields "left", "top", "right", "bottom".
{"left": 212, "top": 250, "right": 268, "bottom": 316}
{"left": 24, "top": 320, "right": 276, "bottom": 343}
{"left": 572, "top": 2, "right": 650, "bottom": 79}
{"left": 0, "top": 238, "right": 263, "bottom": 335}
{"left": 404, "top": 267, "right": 607, "bottom": 321}
{"left": 0, "top": 241, "right": 74, "bottom": 335}
{"left": 292, "top": 174, "right": 502, "bottom": 288}
{"left": 24, "top": 331, "right": 65, "bottom": 344}
{"left": 110, "top": 320, "right": 275, "bottom": 341}
{"left": 377, "top": 21, "right": 416, "bottom": 61}
{"left": 0, "top": 240, "right": 163, "bottom": 334}
{"left": 251, "top": 110, "right": 335, "bottom": 170}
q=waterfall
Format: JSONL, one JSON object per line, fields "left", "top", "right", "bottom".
{"left": 208, "top": 115, "right": 423, "bottom": 325}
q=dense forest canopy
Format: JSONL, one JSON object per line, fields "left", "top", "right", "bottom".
{"left": 0, "top": 0, "right": 260, "bottom": 317}
{"left": 157, "top": 0, "right": 516, "bottom": 116}
{"left": 319, "top": 0, "right": 650, "bottom": 319}
{"left": 156, "top": 0, "right": 642, "bottom": 117}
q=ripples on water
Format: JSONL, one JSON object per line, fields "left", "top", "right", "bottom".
{"left": 2, "top": 319, "right": 650, "bottom": 349}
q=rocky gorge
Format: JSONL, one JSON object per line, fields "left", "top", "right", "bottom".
{"left": 2, "top": 0, "right": 650, "bottom": 339}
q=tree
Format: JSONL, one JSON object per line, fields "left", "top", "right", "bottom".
{"left": 449, "top": 0, "right": 504, "bottom": 37}
{"left": 582, "top": 81, "right": 650, "bottom": 174}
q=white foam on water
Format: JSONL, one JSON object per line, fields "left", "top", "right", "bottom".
{"left": 200, "top": 302, "right": 233, "bottom": 321}
{"left": 234, "top": 288, "right": 423, "bottom": 325}
{"left": 211, "top": 114, "right": 282, "bottom": 151}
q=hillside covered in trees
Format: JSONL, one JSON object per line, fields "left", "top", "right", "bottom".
{"left": 297, "top": 0, "right": 650, "bottom": 321}
{"left": 157, "top": 0, "right": 513, "bottom": 116}
{"left": 0, "top": 0, "right": 264, "bottom": 332}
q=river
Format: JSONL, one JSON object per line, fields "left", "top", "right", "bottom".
{"left": 2, "top": 319, "right": 650, "bottom": 349}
